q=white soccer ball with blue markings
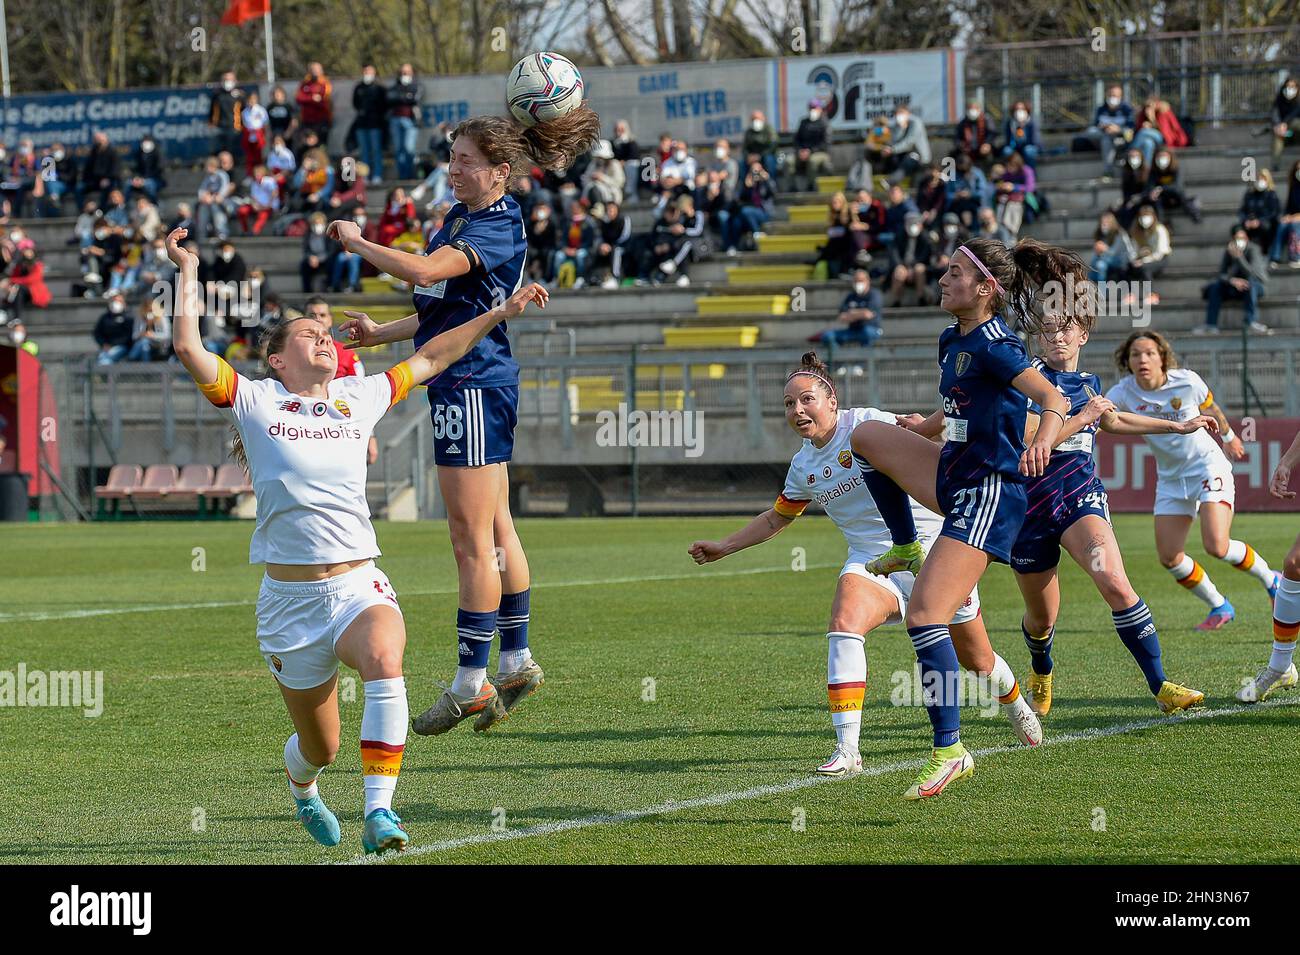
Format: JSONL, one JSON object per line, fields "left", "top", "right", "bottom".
{"left": 506, "top": 52, "right": 584, "bottom": 126}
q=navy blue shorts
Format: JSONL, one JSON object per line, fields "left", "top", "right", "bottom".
{"left": 936, "top": 471, "right": 1027, "bottom": 564}
{"left": 1010, "top": 478, "right": 1111, "bottom": 575}
{"left": 427, "top": 385, "right": 518, "bottom": 467}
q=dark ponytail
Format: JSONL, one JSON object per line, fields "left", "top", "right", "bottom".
{"left": 1008, "top": 237, "right": 1096, "bottom": 333}
{"left": 787, "top": 350, "right": 836, "bottom": 399}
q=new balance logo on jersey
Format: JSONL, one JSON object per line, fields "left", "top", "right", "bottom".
{"left": 279, "top": 400, "right": 302, "bottom": 413}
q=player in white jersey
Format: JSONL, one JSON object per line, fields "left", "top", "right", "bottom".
{"left": 164, "top": 228, "right": 547, "bottom": 854}
{"left": 1106, "top": 331, "right": 1279, "bottom": 631}
{"left": 688, "top": 352, "right": 1042, "bottom": 779}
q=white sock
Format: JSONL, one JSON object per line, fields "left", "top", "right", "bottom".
{"left": 450, "top": 666, "right": 487, "bottom": 696}
{"left": 1222, "top": 539, "right": 1275, "bottom": 588}
{"left": 1270, "top": 577, "right": 1300, "bottom": 673}
{"left": 984, "top": 652, "right": 1019, "bottom": 702}
{"left": 1169, "top": 555, "right": 1226, "bottom": 609}
{"left": 499, "top": 647, "right": 533, "bottom": 674}
{"left": 361, "top": 678, "right": 407, "bottom": 816}
{"left": 827, "top": 631, "right": 866, "bottom": 751}
{"left": 284, "top": 734, "right": 323, "bottom": 800}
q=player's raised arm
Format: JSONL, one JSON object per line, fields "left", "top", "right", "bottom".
{"left": 165, "top": 228, "right": 219, "bottom": 387}
{"left": 688, "top": 504, "right": 798, "bottom": 564}
{"left": 1099, "top": 410, "right": 1218, "bottom": 436}
{"left": 340, "top": 310, "right": 421, "bottom": 347}
{"left": 1011, "top": 366, "right": 1071, "bottom": 477}
{"left": 389, "top": 283, "right": 549, "bottom": 386}
{"left": 328, "top": 220, "right": 472, "bottom": 289}
{"left": 1270, "top": 428, "right": 1300, "bottom": 499}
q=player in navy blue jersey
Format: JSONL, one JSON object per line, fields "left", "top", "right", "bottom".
{"left": 334, "top": 107, "right": 600, "bottom": 736}
{"left": 1013, "top": 289, "right": 1215, "bottom": 719}
{"left": 845, "top": 237, "right": 1071, "bottom": 800}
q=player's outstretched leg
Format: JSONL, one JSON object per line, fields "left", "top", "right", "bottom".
{"left": 1157, "top": 515, "right": 1233, "bottom": 630}
{"left": 359, "top": 678, "right": 409, "bottom": 854}
{"left": 412, "top": 609, "right": 507, "bottom": 735}
{"left": 284, "top": 732, "right": 342, "bottom": 847}
{"left": 820, "top": 631, "right": 866, "bottom": 776}
{"left": 849, "top": 422, "right": 943, "bottom": 576}
{"left": 1238, "top": 539, "right": 1300, "bottom": 703}
{"left": 493, "top": 589, "right": 545, "bottom": 714}
{"left": 950, "top": 615, "right": 1041, "bottom": 746}
{"left": 1200, "top": 498, "right": 1278, "bottom": 603}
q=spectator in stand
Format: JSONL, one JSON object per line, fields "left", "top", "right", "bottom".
{"left": 93, "top": 291, "right": 134, "bottom": 364}
{"left": 656, "top": 140, "right": 696, "bottom": 211}
{"left": 1239, "top": 167, "right": 1281, "bottom": 255}
{"left": 266, "top": 134, "right": 297, "bottom": 196}
{"left": 638, "top": 197, "right": 695, "bottom": 287}
{"left": 240, "top": 89, "right": 269, "bottom": 175}
{"left": 238, "top": 163, "right": 281, "bottom": 235}
{"left": 845, "top": 143, "right": 874, "bottom": 194}
{"left": 955, "top": 100, "right": 996, "bottom": 169}
{"left": 0, "top": 240, "right": 50, "bottom": 325}
{"left": 209, "top": 71, "right": 244, "bottom": 156}
{"left": 78, "top": 131, "right": 121, "bottom": 210}
{"left": 526, "top": 201, "right": 558, "bottom": 282}
{"left": 1079, "top": 84, "right": 1135, "bottom": 179}
{"left": 817, "top": 191, "right": 860, "bottom": 279}
{"left": 211, "top": 239, "right": 249, "bottom": 321}
{"left": 1115, "top": 146, "right": 1152, "bottom": 227}
{"left": 300, "top": 211, "right": 332, "bottom": 292}
{"left": 1132, "top": 97, "right": 1187, "bottom": 166}
{"left": 913, "top": 163, "right": 947, "bottom": 229}
{"left": 707, "top": 139, "right": 739, "bottom": 202}
{"left": 267, "top": 85, "right": 297, "bottom": 145}
{"left": 743, "top": 110, "right": 778, "bottom": 180}
{"left": 387, "top": 64, "right": 423, "bottom": 180}
{"left": 696, "top": 168, "right": 729, "bottom": 243}
{"left": 1090, "top": 209, "right": 1134, "bottom": 283}
{"left": 127, "top": 299, "right": 170, "bottom": 362}
{"left": 167, "top": 201, "right": 195, "bottom": 234}
{"left": 723, "top": 154, "right": 775, "bottom": 255}
{"left": 815, "top": 269, "right": 882, "bottom": 347}
{"left": 611, "top": 119, "right": 642, "bottom": 200}
{"left": 927, "top": 212, "right": 967, "bottom": 298}
{"left": 293, "top": 128, "right": 323, "bottom": 164}
{"left": 377, "top": 187, "right": 415, "bottom": 246}
{"left": 100, "top": 188, "right": 129, "bottom": 229}
{"left": 885, "top": 211, "right": 935, "bottom": 307}
{"left": 425, "top": 121, "right": 453, "bottom": 167}
{"left": 296, "top": 62, "right": 334, "bottom": 144}
{"left": 851, "top": 188, "right": 886, "bottom": 260}
{"left": 134, "top": 234, "right": 175, "bottom": 297}
{"left": 880, "top": 182, "right": 917, "bottom": 247}
{"left": 553, "top": 198, "right": 597, "bottom": 288}
{"left": 411, "top": 153, "right": 451, "bottom": 210}
{"left": 130, "top": 194, "right": 162, "bottom": 242}
{"left": 592, "top": 200, "right": 632, "bottom": 288}
{"left": 326, "top": 160, "right": 367, "bottom": 220}
{"left": 1271, "top": 159, "right": 1300, "bottom": 266}
{"left": 864, "top": 114, "right": 892, "bottom": 172}
{"left": 195, "top": 155, "right": 231, "bottom": 241}
{"left": 945, "top": 152, "right": 990, "bottom": 229}
{"left": 884, "top": 103, "right": 930, "bottom": 185}
{"left": 290, "top": 149, "right": 335, "bottom": 214}
{"left": 994, "top": 151, "right": 1036, "bottom": 236}
{"left": 975, "top": 204, "right": 1013, "bottom": 247}
{"left": 1125, "top": 204, "right": 1170, "bottom": 308}
{"left": 1000, "top": 101, "right": 1041, "bottom": 168}
{"left": 0, "top": 139, "right": 38, "bottom": 217}
{"left": 582, "top": 140, "right": 625, "bottom": 206}
{"left": 1144, "top": 148, "right": 1202, "bottom": 223}
{"left": 329, "top": 210, "right": 375, "bottom": 292}
{"left": 39, "top": 142, "right": 75, "bottom": 216}
{"left": 353, "top": 64, "right": 387, "bottom": 184}
{"left": 1199, "top": 226, "right": 1270, "bottom": 335}
{"left": 1272, "top": 75, "right": 1300, "bottom": 171}
{"left": 791, "top": 100, "right": 833, "bottom": 191}
{"left": 125, "top": 134, "right": 165, "bottom": 203}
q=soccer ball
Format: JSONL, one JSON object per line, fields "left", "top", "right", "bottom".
{"left": 506, "top": 52, "right": 584, "bottom": 126}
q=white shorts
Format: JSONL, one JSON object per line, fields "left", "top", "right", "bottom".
{"left": 1153, "top": 456, "right": 1235, "bottom": 517}
{"left": 256, "top": 561, "right": 402, "bottom": 690}
{"left": 840, "top": 549, "right": 981, "bottom": 627}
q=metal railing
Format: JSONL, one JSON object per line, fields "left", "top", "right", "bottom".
{"left": 966, "top": 26, "right": 1300, "bottom": 130}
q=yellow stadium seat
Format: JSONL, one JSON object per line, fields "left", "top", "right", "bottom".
{"left": 725, "top": 264, "right": 814, "bottom": 284}
{"left": 695, "top": 295, "right": 790, "bottom": 316}
{"left": 662, "top": 326, "right": 760, "bottom": 349}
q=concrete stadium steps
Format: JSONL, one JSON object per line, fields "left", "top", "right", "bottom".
{"left": 1047, "top": 180, "right": 1280, "bottom": 215}
{"left": 1030, "top": 205, "right": 1252, "bottom": 242}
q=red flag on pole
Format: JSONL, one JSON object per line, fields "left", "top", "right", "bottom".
{"left": 221, "top": 0, "right": 270, "bottom": 26}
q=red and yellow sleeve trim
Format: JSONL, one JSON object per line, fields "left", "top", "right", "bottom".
{"left": 1199, "top": 388, "right": 1215, "bottom": 410}
{"left": 774, "top": 493, "right": 810, "bottom": 519}
{"left": 385, "top": 362, "right": 416, "bottom": 407}
{"left": 197, "top": 356, "right": 238, "bottom": 408}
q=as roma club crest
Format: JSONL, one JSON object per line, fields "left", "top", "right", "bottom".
{"left": 838, "top": 450, "right": 853, "bottom": 469}
{"left": 334, "top": 399, "right": 352, "bottom": 419}
{"left": 270, "top": 655, "right": 283, "bottom": 673}
{"left": 955, "top": 352, "right": 972, "bottom": 376}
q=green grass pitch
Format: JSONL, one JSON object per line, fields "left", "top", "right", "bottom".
{"left": 1, "top": 514, "right": 1297, "bottom": 864}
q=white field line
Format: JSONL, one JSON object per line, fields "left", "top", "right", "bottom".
{"left": 0, "top": 562, "right": 840, "bottom": 623}
{"left": 335, "top": 697, "right": 1298, "bottom": 865}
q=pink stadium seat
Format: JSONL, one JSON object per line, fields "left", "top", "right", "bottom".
{"left": 207, "top": 463, "right": 252, "bottom": 497}
{"left": 132, "top": 464, "right": 180, "bottom": 500}
{"left": 167, "top": 464, "right": 215, "bottom": 503}
{"left": 94, "top": 465, "right": 143, "bottom": 501}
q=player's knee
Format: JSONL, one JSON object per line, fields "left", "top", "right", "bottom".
{"left": 1157, "top": 551, "right": 1183, "bottom": 569}
{"left": 1096, "top": 571, "right": 1137, "bottom": 606}
{"left": 301, "top": 739, "right": 338, "bottom": 767}
{"left": 1204, "top": 539, "right": 1229, "bottom": 559}
{"left": 1023, "top": 607, "right": 1055, "bottom": 634}
{"left": 357, "top": 646, "right": 404, "bottom": 680}
{"left": 1283, "top": 549, "right": 1300, "bottom": 579}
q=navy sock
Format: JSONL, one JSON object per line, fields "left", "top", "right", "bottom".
{"left": 1022, "top": 620, "right": 1055, "bottom": 676}
{"left": 456, "top": 608, "right": 496, "bottom": 669}
{"left": 908, "top": 625, "right": 961, "bottom": 748}
{"left": 853, "top": 452, "right": 917, "bottom": 545}
{"left": 497, "top": 589, "right": 530, "bottom": 652}
{"left": 1112, "top": 599, "right": 1166, "bottom": 695}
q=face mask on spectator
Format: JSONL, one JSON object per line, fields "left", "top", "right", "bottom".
{"left": 751, "top": 119, "right": 764, "bottom": 132}
{"left": 95, "top": 229, "right": 109, "bottom": 241}
{"left": 19, "top": 144, "right": 32, "bottom": 156}
{"left": 966, "top": 108, "right": 980, "bottom": 121}
{"left": 223, "top": 80, "right": 235, "bottom": 92}
{"left": 355, "top": 216, "right": 367, "bottom": 227}
{"left": 536, "top": 210, "right": 549, "bottom": 222}
{"left": 895, "top": 112, "right": 908, "bottom": 125}
{"left": 1139, "top": 215, "right": 1154, "bottom": 228}
{"left": 312, "top": 223, "right": 326, "bottom": 235}
{"left": 715, "top": 147, "right": 727, "bottom": 159}
{"left": 53, "top": 149, "right": 65, "bottom": 161}
{"left": 1255, "top": 179, "right": 1268, "bottom": 191}
{"left": 1107, "top": 96, "right": 1121, "bottom": 108}
{"left": 220, "top": 249, "right": 235, "bottom": 262}
{"left": 1155, "top": 155, "right": 1170, "bottom": 169}
{"left": 141, "top": 141, "right": 154, "bottom": 153}
{"left": 1014, "top": 109, "right": 1029, "bottom": 123}
{"left": 853, "top": 282, "right": 867, "bottom": 295}
{"left": 1286, "top": 85, "right": 1299, "bottom": 100}
{"left": 674, "top": 149, "right": 686, "bottom": 162}
{"left": 9, "top": 230, "right": 22, "bottom": 242}
{"left": 809, "top": 110, "right": 821, "bottom": 121}
{"left": 906, "top": 223, "right": 922, "bottom": 237}
{"left": 109, "top": 300, "right": 125, "bottom": 314}
{"left": 400, "top": 74, "right": 413, "bottom": 85}
{"left": 1235, "top": 238, "right": 1248, "bottom": 250}
{"left": 944, "top": 224, "right": 958, "bottom": 236}
{"left": 362, "top": 73, "right": 375, "bottom": 84}
{"left": 1128, "top": 155, "right": 1142, "bottom": 168}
